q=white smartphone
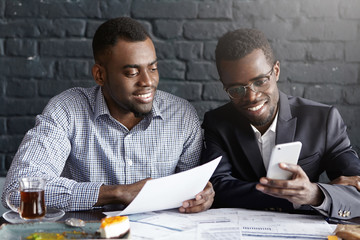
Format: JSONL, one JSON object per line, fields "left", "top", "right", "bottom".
{"left": 266, "top": 141, "right": 302, "bottom": 180}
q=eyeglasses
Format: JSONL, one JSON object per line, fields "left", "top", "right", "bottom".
{"left": 224, "top": 64, "right": 276, "bottom": 99}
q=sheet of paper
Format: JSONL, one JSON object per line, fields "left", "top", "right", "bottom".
{"left": 197, "top": 222, "right": 242, "bottom": 240}
{"left": 236, "top": 209, "right": 333, "bottom": 240}
{"left": 129, "top": 221, "right": 180, "bottom": 240}
{"left": 124, "top": 208, "right": 333, "bottom": 240}
{"left": 103, "top": 156, "right": 222, "bottom": 216}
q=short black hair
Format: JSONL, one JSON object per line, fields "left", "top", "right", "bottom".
{"left": 92, "top": 17, "right": 150, "bottom": 62}
{"left": 215, "top": 28, "right": 275, "bottom": 70}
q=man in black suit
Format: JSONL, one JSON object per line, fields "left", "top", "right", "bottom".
{"left": 201, "top": 28, "right": 360, "bottom": 219}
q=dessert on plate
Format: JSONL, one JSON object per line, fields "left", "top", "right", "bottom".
{"left": 334, "top": 224, "right": 360, "bottom": 240}
{"left": 99, "top": 215, "right": 130, "bottom": 239}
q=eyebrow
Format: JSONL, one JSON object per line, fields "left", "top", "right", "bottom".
{"left": 123, "top": 59, "right": 158, "bottom": 69}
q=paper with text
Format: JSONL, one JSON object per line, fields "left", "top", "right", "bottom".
{"left": 123, "top": 208, "right": 334, "bottom": 240}
{"left": 103, "top": 156, "right": 222, "bottom": 216}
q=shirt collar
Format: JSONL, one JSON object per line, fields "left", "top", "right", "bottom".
{"left": 251, "top": 110, "right": 278, "bottom": 136}
{"left": 150, "top": 91, "right": 163, "bottom": 120}
{"left": 94, "top": 87, "right": 110, "bottom": 119}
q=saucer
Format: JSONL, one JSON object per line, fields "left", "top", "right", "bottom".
{"left": 3, "top": 208, "right": 65, "bottom": 224}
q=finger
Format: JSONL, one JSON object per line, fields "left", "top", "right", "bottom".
{"left": 256, "top": 184, "right": 311, "bottom": 204}
{"left": 279, "top": 163, "right": 308, "bottom": 181}
{"left": 180, "top": 197, "right": 214, "bottom": 213}
{"left": 182, "top": 191, "right": 213, "bottom": 209}
{"left": 195, "top": 191, "right": 206, "bottom": 201}
{"left": 331, "top": 176, "right": 360, "bottom": 191}
{"left": 204, "top": 181, "right": 214, "bottom": 193}
{"left": 195, "top": 182, "right": 215, "bottom": 201}
{"left": 182, "top": 196, "right": 207, "bottom": 209}
{"left": 342, "top": 181, "right": 360, "bottom": 191}
{"left": 179, "top": 201, "right": 200, "bottom": 213}
{"left": 196, "top": 182, "right": 213, "bottom": 197}
{"left": 278, "top": 163, "right": 303, "bottom": 174}
{"left": 178, "top": 200, "right": 192, "bottom": 213}
{"left": 257, "top": 184, "right": 301, "bottom": 196}
{"left": 259, "top": 177, "right": 297, "bottom": 189}
{"left": 356, "top": 181, "right": 360, "bottom": 191}
{"left": 180, "top": 204, "right": 204, "bottom": 213}
{"left": 180, "top": 186, "right": 215, "bottom": 213}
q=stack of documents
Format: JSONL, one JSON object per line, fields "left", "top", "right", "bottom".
{"left": 127, "top": 208, "right": 334, "bottom": 240}
{"left": 101, "top": 156, "right": 334, "bottom": 239}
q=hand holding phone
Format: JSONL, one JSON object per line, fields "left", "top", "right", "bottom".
{"left": 266, "top": 141, "right": 302, "bottom": 180}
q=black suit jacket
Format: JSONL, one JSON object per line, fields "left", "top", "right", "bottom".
{"left": 201, "top": 91, "right": 360, "bottom": 219}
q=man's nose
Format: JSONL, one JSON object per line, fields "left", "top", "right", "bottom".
{"left": 244, "top": 86, "right": 259, "bottom": 102}
{"left": 138, "top": 70, "right": 153, "bottom": 86}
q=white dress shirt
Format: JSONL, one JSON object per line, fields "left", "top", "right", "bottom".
{"left": 251, "top": 113, "right": 278, "bottom": 171}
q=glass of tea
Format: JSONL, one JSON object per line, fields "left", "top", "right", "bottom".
{"left": 5, "top": 177, "right": 46, "bottom": 220}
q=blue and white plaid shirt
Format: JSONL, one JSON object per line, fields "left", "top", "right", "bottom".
{"left": 2, "top": 86, "right": 202, "bottom": 211}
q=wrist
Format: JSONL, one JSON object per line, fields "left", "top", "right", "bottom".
{"left": 95, "top": 185, "right": 124, "bottom": 206}
{"left": 310, "top": 183, "right": 325, "bottom": 206}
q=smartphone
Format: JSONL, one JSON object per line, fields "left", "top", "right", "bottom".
{"left": 266, "top": 141, "right": 302, "bottom": 180}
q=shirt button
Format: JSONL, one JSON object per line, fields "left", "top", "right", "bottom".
{"left": 128, "top": 160, "right": 133, "bottom": 166}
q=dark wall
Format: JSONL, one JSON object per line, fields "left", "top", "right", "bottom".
{"left": 1, "top": 0, "right": 360, "bottom": 176}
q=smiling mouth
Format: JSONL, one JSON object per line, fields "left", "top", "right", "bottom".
{"left": 247, "top": 101, "right": 265, "bottom": 111}
{"left": 136, "top": 92, "right": 152, "bottom": 98}
{"left": 133, "top": 91, "right": 154, "bottom": 104}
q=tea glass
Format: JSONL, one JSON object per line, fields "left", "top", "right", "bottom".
{"left": 5, "top": 177, "right": 46, "bottom": 220}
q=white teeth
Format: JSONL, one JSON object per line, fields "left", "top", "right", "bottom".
{"left": 248, "top": 102, "right": 265, "bottom": 111}
{"left": 137, "top": 93, "right": 151, "bottom": 98}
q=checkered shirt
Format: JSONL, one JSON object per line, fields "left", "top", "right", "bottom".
{"left": 2, "top": 86, "right": 202, "bottom": 211}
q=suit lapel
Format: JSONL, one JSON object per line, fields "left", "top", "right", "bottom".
{"left": 276, "top": 92, "right": 297, "bottom": 144}
{"left": 232, "top": 109, "right": 267, "bottom": 178}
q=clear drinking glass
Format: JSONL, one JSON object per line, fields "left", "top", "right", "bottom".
{"left": 6, "top": 177, "right": 46, "bottom": 220}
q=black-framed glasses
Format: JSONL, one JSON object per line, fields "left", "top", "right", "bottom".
{"left": 224, "top": 63, "right": 276, "bottom": 99}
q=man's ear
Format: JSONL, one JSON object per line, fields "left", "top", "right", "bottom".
{"left": 92, "top": 63, "right": 106, "bottom": 86}
{"left": 274, "top": 61, "right": 280, "bottom": 82}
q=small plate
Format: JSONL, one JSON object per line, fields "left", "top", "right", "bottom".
{"left": 0, "top": 221, "right": 131, "bottom": 239}
{"left": 2, "top": 208, "right": 65, "bottom": 224}
{"left": 0, "top": 221, "right": 103, "bottom": 239}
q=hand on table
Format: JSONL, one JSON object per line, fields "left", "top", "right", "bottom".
{"left": 179, "top": 181, "right": 215, "bottom": 213}
{"left": 330, "top": 176, "right": 360, "bottom": 191}
{"left": 256, "top": 163, "right": 324, "bottom": 206}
